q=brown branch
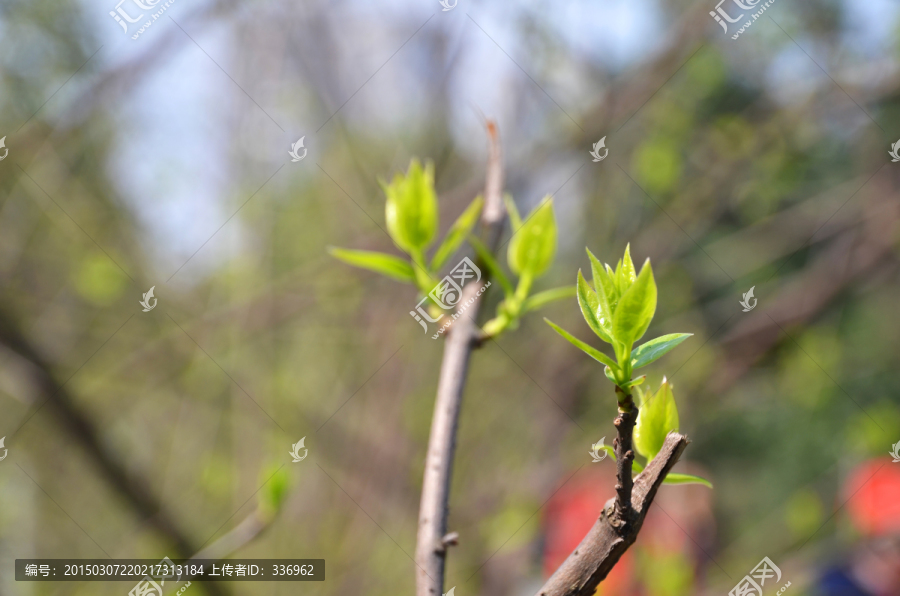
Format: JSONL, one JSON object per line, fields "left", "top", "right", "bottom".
{"left": 0, "top": 312, "right": 229, "bottom": 596}
{"left": 535, "top": 432, "right": 690, "bottom": 596}
{"left": 414, "top": 121, "right": 506, "bottom": 596}
{"left": 611, "top": 388, "right": 638, "bottom": 527}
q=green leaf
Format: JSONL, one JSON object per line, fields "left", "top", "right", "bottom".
{"left": 621, "top": 375, "right": 645, "bottom": 389}
{"left": 631, "top": 333, "right": 693, "bottom": 369}
{"left": 508, "top": 198, "right": 557, "bottom": 279}
{"left": 504, "top": 194, "right": 522, "bottom": 232}
{"left": 431, "top": 195, "right": 484, "bottom": 271}
{"left": 612, "top": 258, "right": 657, "bottom": 348}
{"left": 586, "top": 248, "right": 615, "bottom": 329}
{"left": 577, "top": 270, "right": 613, "bottom": 343}
{"left": 663, "top": 473, "right": 713, "bottom": 488}
{"left": 522, "top": 286, "right": 576, "bottom": 313}
{"left": 328, "top": 247, "right": 416, "bottom": 283}
{"left": 634, "top": 379, "right": 679, "bottom": 460}
{"left": 258, "top": 464, "right": 291, "bottom": 520}
{"left": 469, "top": 235, "right": 513, "bottom": 297}
{"left": 383, "top": 159, "right": 439, "bottom": 253}
{"left": 620, "top": 243, "right": 637, "bottom": 288}
{"left": 604, "top": 365, "right": 618, "bottom": 385}
{"left": 544, "top": 319, "right": 618, "bottom": 369}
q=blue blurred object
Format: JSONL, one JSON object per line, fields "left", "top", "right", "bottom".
{"left": 817, "top": 567, "right": 872, "bottom": 596}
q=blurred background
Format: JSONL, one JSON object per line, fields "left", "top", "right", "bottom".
{"left": 1, "top": 0, "right": 899, "bottom": 594}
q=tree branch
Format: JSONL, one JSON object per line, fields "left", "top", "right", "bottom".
{"left": 191, "top": 511, "right": 270, "bottom": 561}
{"left": 611, "top": 387, "right": 638, "bottom": 527}
{"left": 414, "top": 121, "right": 506, "bottom": 596}
{"left": 535, "top": 432, "right": 690, "bottom": 596}
{"left": 0, "top": 312, "right": 229, "bottom": 596}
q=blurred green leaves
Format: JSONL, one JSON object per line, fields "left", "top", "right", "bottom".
{"left": 383, "top": 159, "right": 438, "bottom": 254}
{"left": 73, "top": 253, "right": 127, "bottom": 306}
{"left": 330, "top": 161, "right": 572, "bottom": 339}
{"left": 480, "top": 197, "right": 574, "bottom": 337}
{"left": 258, "top": 464, "right": 291, "bottom": 521}
{"left": 330, "top": 158, "right": 482, "bottom": 306}
{"left": 507, "top": 198, "right": 556, "bottom": 279}
{"left": 327, "top": 248, "right": 416, "bottom": 283}
{"left": 633, "top": 138, "right": 682, "bottom": 195}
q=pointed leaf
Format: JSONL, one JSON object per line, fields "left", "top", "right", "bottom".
{"left": 545, "top": 319, "right": 618, "bottom": 369}
{"left": 508, "top": 198, "right": 557, "bottom": 279}
{"left": 631, "top": 333, "right": 693, "bottom": 369}
{"left": 621, "top": 243, "right": 637, "bottom": 286}
{"left": 522, "top": 286, "right": 576, "bottom": 313}
{"left": 612, "top": 258, "right": 657, "bottom": 347}
{"left": 469, "top": 235, "right": 513, "bottom": 297}
{"left": 663, "top": 473, "right": 713, "bottom": 488}
{"left": 383, "top": 159, "right": 438, "bottom": 253}
{"left": 621, "top": 375, "right": 645, "bottom": 389}
{"left": 577, "top": 270, "right": 612, "bottom": 343}
{"left": 328, "top": 247, "right": 416, "bottom": 283}
{"left": 431, "top": 195, "right": 484, "bottom": 270}
{"left": 604, "top": 365, "right": 618, "bottom": 385}
{"left": 503, "top": 194, "right": 522, "bottom": 232}
{"left": 634, "top": 379, "right": 679, "bottom": 459}
{"left": 586, "top": 248, "right": 615, "bottom": 327}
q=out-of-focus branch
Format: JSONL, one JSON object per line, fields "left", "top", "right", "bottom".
{"left": 414, "top": 121, "right": 506, "bottom": 596}
{"left": 535, "top": 433, "right": 690, "bottom": 596}
{"left": 0, "top": 311, "right": 228, "bottom": 596}
{"left": 191, "top": 511, "right": 270, "bottom": 562}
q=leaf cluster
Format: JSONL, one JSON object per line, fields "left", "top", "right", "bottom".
{"left": 330, "top": 160, "right": 573, "bottom": 335}
{"left": 545, "top": 244, "right": 691, "bottom": 393}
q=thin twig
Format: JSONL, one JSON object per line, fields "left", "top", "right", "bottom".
{"left": 191, "top": 511, "right": 270, "bottom": 561}
{"left": 535, "top": 432, "right": 690, "bottom": 596}
{"left": 414, "top": 121, "right": 506, "bottom": 596}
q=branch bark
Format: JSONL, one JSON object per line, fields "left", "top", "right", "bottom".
{"left": 0, "top": 312, "right": 229, "bottom": 596}
{"left": 611, "top": 387, "right": 638, "bottom": 527}
{"left": 414, "top": 121, "right": 505, "bottom": 596}
{"left": 535, "top": 432, "right": 690, "bottom": 596}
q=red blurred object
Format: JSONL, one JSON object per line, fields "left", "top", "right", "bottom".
{"left": 844, "top": 458, "right": 900, "bottom": 537}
